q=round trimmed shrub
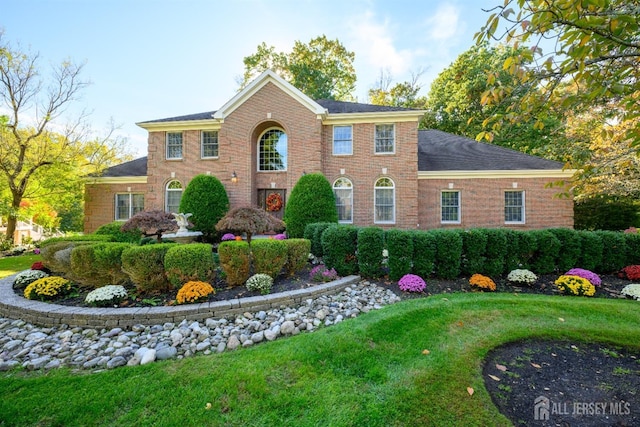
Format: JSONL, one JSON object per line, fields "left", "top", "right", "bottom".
{"left": 121, "top": 243, "right": 175, "bottom": 293}
{"left": 284, "top": 173, "right": 338, "bottom": 238}
{"left": 94, "top": 221, "right": 142, "bottom": 243}
{"left": 357, "top": 227, "right": 385, "bottom": 278}
{"left": 164, "top": 243, "right": 216, "bottom": 288}
{"left": 179, "top": 174, "right": 229, "bottom": 239}
{"left": 386, "top": 229, "right": 414, "bottom": 281}
{"left": 283, "top": 238, "right": 311, "bottom": 276}
{"left": 218, "top": 241, "right": 251, "bottom": 287}
{"left": 321, "top": 225, "right": 358, "bottom": 276}
{"left": 250, "top": 239, "right": 287, "bottom": 278}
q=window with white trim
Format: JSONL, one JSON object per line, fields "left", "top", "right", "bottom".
{"left": 333, "top": 125, "right": 353, "bottom": 155}
{"left": 375, "top": 124, "right": 395, "bottom": 154}
{"left": 333, "top": 178, "right": 353, "bottom": 223}
{"left": 374, "top": 177, "right": 395, "bottom": 223}
{"left": 165, "top": 180, "right": 183, "bottom": 213}
{"left": 258, "top": 128, "right": 287, "bottom": 171}
{"left": 115, "top": 193, "right": 144, "bottom": 220}
{"left": 201, "top": 131, "right": 219, "bottom": 158}
{"left": 441, "top": 191, "right": 460, "bottom": 223}
{"left": 166, "top": 132, "right": 183, "bottom": 159}
{"left": 505, "top": 190, "right": 525, "bottom": 223}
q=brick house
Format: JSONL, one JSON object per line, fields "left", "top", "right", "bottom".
{"left": 84, "top": 70, "right": 573, "bottom": 233}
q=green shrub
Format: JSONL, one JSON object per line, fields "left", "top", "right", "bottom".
{"left": 304, "top": 222, "right": 335, "bottom": 257}
{"left": 504, "top": 230, "right": 536, "bottom": 272}
{"left": 574, "top": 195, "right": 640, "bottom": 231}
{"left": 164, "top": 243, "right": 216, "bottom": 288}
{"left": 357, "top": 227, "right": 385, "bottom": 278}
{"left": 432, "top": 230, "right": 463, "bottom": 279}
{"left": 70, "top": 245, "right": 99, "bottom": 286}
{"left": 529, "top": 230, "right": 561, "bottom": 274}
{"left": 121, "top": 244, "right": 174, "bottom": 293}
{"left": 385, "top": 229, "right": 414, "bottom": 281}
{"left": 218, "top": 241, "right": 251, "bottom": 287}
{"left": 179, "top": 174, "right": 230, "bottom": 239}
{"left": 321, "top": 225, "right": 358, "bottom": 276}
{"left": 576, "top": 231, "right": 603, "bottom": 272}
{"left": 460, "top": 229, "right": 488, "bottom": 276}
{"left": 412, "top": 231, "right": 436, "bottom": 278}
{"left": 284, "top": 173, "right": 338, "bottom": 238}
{"left": 92, "top": 243, "right": 133, "bottom": 286}
{"left": 595, "top": 230, "right": 627, "bottom": 273}
{"left": 548, "top": 228, "right": 582, "bottom": 272}
{"left": 483, "top": 228, "right": 507, "bottom": 276}
{"left": 283, "top": 238, "right": 311, "bottom": 276}
{"left": 40, "top": 234, "right": 111, "bottom": 248}
{"left": 94, "top": 221, "right": 142, "bottom": 243}
{"left": 251, "top": 239, "right": 288, "bottom": 278}
{"left": 623, "top": 232, "right": 640, "bottom": 266}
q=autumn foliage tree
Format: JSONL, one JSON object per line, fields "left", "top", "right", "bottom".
{"left": 121, "top": 210, "right": 178, "bottom": 242}
{"left": 215, "top": 206, "right": 285, "bottom": 245}
{"left": 475, "top": 0, "right": 640, "bottom": 148}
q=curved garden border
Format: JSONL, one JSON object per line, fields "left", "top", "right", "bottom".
{"left": 0, "top": 275, "right": 361, "bottom": 329}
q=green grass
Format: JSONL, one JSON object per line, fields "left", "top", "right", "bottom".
{"left": 0, "top": 254, "right": 41, "bottom": 278}
{"left": 1, "top": 293, "right": 639, "bottom": 426}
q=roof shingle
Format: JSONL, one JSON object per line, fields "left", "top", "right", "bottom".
{"left": 418, "top": 129, "right": 564, "bottom": 171}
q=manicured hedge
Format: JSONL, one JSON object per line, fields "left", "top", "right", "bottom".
{"left": 251, "top": 239, "right": 288, "bottom": 279}
{"left": 577, "top": 230, "right": 603, "bottom": 271}
{"left": 529, "top": 230, "right": 561, "bottom": 274}
{"left": 321, "top": 225, "right": 359, "bottom": 276}
{"left": 164, "top": 243, "right": 216, "bottom": 287}
{"left": 94, "top": 221, "right": 142, "bottom": 243}
{"left": 304, "top": 222, "right": 335, "bottom": 257}
{"left": 283, "top": 238, "right": 311, "bottom": 276}
{"left": 595, "top": 230, "right": 627, "bottom": 273}
{"left": 412, "top": 231, "right": 437, "bottom": 279}
{"left": 121, "top": 244, "right": 175, "bottom": 293}
{"left": 385, "top": 229, "right": 414, "bottom": 281}
{"left": 357, "top": 227, "right": 385, "bottom": 278}
{"left": 432, "top": 230, "right": 463, "bottom": 279}
{"left": 218, "top": 241, "right": 251, "bottom": 287}
{"left": 461, "top": 229, "right": 487, "bottom": 276}
{"left": 548, "top": 228, "right": 582, "bottom": 271}
{"left": 483, "top": 229, "right": 507, "bottom": 276}
{"left": 92, "top": 243, "right": 133, "bottom": 286}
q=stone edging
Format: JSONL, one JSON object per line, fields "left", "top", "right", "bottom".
{"left": 0, "top": 275, "right": 361, "bottom": 329}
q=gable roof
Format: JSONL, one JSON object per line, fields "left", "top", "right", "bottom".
{"left": 316, "top": 99, "right": 418, "bottom": 114}
{"left": 213, "top": 69, "right": 326, "bottom": 120}
{"left": 418, "top": 129, "right": 565, "bottom": 172}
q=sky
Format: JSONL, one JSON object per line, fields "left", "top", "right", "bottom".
{"left": 2, "top": 0, "right": 500, "bottom": 157}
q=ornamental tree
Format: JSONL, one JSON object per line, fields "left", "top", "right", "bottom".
{"left": 475, "top": 0, "right": 640, "bottom": 148}
{"left": 215, "top": 206, "right": 285, "bottom": 245}
{"left": 178, "top": 174, "right": 229, "bottom": 240}
{"left": 283, "top": 173, "right": 338, "bottom": 238}
{"left": 120, "top": 210, "right": 177, "bottom": 242}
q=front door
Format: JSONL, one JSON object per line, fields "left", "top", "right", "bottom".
{"left": 257, "top": 189, "right": 286, "bottom": 220}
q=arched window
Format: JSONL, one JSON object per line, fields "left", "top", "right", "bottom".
{"left": 165, "top": 180, "right": 183, "bottom": 213}
{"left": 258, "top": 128, "right": 287, "bottom": 171}
{"left": 333, "top": 178, "right": 353, "bottom": 223}
{"left": 374, "top": 177, "right": 395, "bottom": 223}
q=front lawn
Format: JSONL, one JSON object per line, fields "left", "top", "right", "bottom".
{"left": 0, "top": 254, "right": 41, "bottom": 279}
{"left": 1, "top": 293, "right": 638, "bottom": 426}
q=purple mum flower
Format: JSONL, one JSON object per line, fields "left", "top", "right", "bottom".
{"left": 565, "top": 268, "right": 601, "bottom": 286}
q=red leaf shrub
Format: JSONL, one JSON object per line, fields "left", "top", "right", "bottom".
{"left": 622, "top": 265, "right": 640, "bottom": 280}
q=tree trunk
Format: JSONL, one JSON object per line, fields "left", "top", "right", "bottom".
{"left": 4, "top": 195, "right": 21, "bottom": 244}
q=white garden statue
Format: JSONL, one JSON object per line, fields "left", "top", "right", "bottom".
{"left": 172, "top": 212, "right": 193, "bottom": 234}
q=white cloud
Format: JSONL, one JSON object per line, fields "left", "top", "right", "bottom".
{"left": 425, "top": 3, "right": 463, "bottom": 41}
{"left": 348, "top": 11, "right": 414, "bottom": 79}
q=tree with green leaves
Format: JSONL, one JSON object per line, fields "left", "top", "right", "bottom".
{"left": 283, "top": 173, "right": 337, "bottom": 238}
{"left": 475, "top": 0, "right": 640, "bottom": 148}
{"left": 422, "top": 42, "right": 567, "bottom": 159}
{"left": 178, "top": 174, "right": 229, "bottom": 240}
{"left": 240, "top": 35, "right": 356, "bottom": 101}
{"left": 0, "top": 32, "right": 127, "bottom": 241}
